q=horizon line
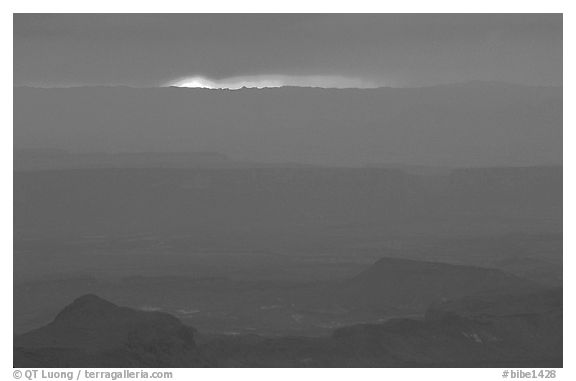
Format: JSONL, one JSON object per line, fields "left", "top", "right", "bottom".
{"left": 13, "top": 81, "right": 563, "bottom": 90}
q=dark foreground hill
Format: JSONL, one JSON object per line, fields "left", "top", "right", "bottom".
{"left": 14, "top": 287, "right": 561, "bottom": 367}
{"left": 14, "top": 257, "right": 546, "bottom": 337}
{"left": 14, "top": 295, "right": 205, "bottom": 367}
{"left": 199, "top": 287, "right": 562, "bottom": 367}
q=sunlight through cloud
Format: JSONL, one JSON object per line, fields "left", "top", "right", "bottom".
{"left": 169, "top": 75, "right": 379, "bottom": 89}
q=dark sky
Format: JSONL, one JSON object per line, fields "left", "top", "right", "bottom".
{"left": 14, "top": 14, "right": 562, "bottom": 88}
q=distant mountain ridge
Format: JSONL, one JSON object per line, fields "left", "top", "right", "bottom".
{"left": 14, "top": 83, "right": 561, "bottom": 167}
{"left": 14, "top": 150, "right": 314, "bottom": 171}
{"left": 335, "top": 257, "right": 541, "bottom": 312}
{"left": 14, "top": 166, "right": 561, "bottom": 242}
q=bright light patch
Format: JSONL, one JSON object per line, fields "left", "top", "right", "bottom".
{"left": 175, "top": 77, "right": 217, "bottom": 89}
{"left": 169, "top": 75, "right": 378, "bottom": 89}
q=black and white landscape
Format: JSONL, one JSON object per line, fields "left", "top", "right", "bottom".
{"left": 13, "top": 14, "right": 562, "bottom": 368}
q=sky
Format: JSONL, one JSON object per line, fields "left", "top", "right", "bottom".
{"left": 14, "top": 14, "right": 562, "bottom": 88}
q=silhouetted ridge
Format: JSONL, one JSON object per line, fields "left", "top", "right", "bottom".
{"left": 15, "top": 294, "right": 204, "bottom": 367}
{"left": 14, "top": 289, "right": 561, "bottom": 367}
{"left": 54, "top": 294, "right": 118, "bottom": 322}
